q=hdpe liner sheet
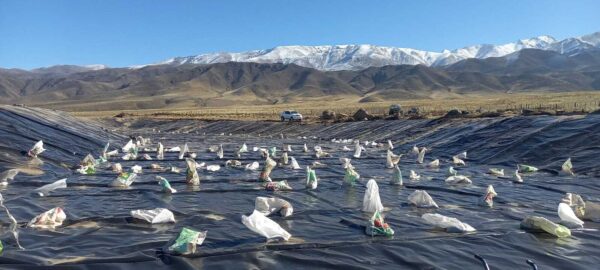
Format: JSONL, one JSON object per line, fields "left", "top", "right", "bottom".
{"left": 0, "top": 106, "right": 600, "bottom": 269}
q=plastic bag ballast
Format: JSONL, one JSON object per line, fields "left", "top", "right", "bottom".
{"left": 366, "top": 210, "right": 394, "bottom": 236}
{"left": 344, "top": 166, "right": 360, "bottom": 186}
{"left": 111, "top": 172, "right": 137, "bottom": 187}
{"left": 363, "top": 179, "right": 384, "bottom": 213}
{"left": 306, "top": 166, "right": 318, "bottom": 189}
{"left": 260, "top": 156, "right": 277, "bottom": 182}
{"left": 241, "top": 210, "right": 291, "bottom": 241}
{"left": 386, "top": 150, "right": 401, "bottom": 169}
{"left": 479, "top": 185, "right": 497, "bottom": 207}
{"left": 157, "top": 176, "right": 177, "bottom": 193}
{"left": 185, "top": 158, "right": 200, "bottom": 185}
{"left": 422, "top": 213, "right": 475, "bottom": 233}
{"left": 167, "top": 227, "right": 207, "bottom": 255}
{"left": 131, "top": 208, "right": 175, "bottom": 224}
{"left": 255, "top": 197, "right": 293, "bottom": 217}
{"left": 157, "top": 142, "right": 164, "bottom": 160}
{"left": 520, "top": 216, "right": 570, "bottom": 238}
{"left": 28, "top": 140, "right": 46, "bottom": 158}
{"left": 390, "top": 165, "right": 403, "bottom": 185}
{"left": 27, "top": 207, "right": 66, "bottom": 229}
{"left": 408, "top": 190, "right": 439, "bottom": 208}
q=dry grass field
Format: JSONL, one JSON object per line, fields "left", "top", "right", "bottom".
{"left": 68, "top": 91, "right": 600, "bottom": 121}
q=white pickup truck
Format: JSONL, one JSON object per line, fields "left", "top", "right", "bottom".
{"left": 280, "top": 110, "right": 303, "bottom": 122}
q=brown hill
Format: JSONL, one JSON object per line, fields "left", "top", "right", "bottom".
{"left": 1, "top": 49, "right": 599, "bottom": 110}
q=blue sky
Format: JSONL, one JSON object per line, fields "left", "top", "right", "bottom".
{"left": 1, "top": 0, "right": 599, "bottom": 69}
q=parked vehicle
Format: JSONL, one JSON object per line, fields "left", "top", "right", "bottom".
{"left": 280, "top": 111, "right": 303, "bottom": 122}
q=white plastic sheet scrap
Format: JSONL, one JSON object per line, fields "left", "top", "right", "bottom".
{"left": 34, "top": 178, "right": 67, "bottom": 197}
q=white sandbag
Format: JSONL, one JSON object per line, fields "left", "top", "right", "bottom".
{"left": 28, "top": 140, "right": 46, "bottom": 157}
{"left": 150, "top": 163, "right": 164, "bottom": 171}
{"left": 456, "top": 151, "right": 467, "bottom": 159}
{"left": 518, "top": 164, "right": 538, "bottom": 173}
{"left": 514, "top": 170, "right": 523, "bottom": 183}
{"left": 239, "top": 143, "right": 248, "bottom": 153}
{"left": 445, "top": 175, "right": 472, "bottom": 184}
{"left": 562, "top": 193, "right": 586, "bottom": 218}
{"left": 340, "top": 158, "right": 352, "bottom": 169}
{"left": 562, "top": 158, "right": 574, "bottom": 176}
{"left": 131, "top": 208, "right": 175, "bottom": 224}
{"left": 0, "top": 169, "right": 19, "bottom": 185}
{"left": 452, "top": 156, "right": 465, "bottom": 166}
{"left": 390, "top": 165, "right": 403, "bottom": 185}
{"left": 479, "top": 185, "right": 497, "bottom": 207}
{"left": 417, "top": 147, "right": 426, "bottom": 164}
{"left": 105, "top": 149, "right": 119, "bottom": 157}
{"left": 386, "top": 150, "right": 401, "bottom": 168}
{"left": 34, "top": 178, "right": 67, "bottom": 197}
{"left": 102, "top": 142, "right": 111, "bottom": 159}
{"left": 411, "top": 145, "right": 419, "bottom": 155}
{"left": 558, "top": 202, "right": 584, "bottom": 227}
{"left": 122, "top": 140, "right": 135, "bottom": 153}
{"left": 217, "top": 144, "right": 224, "bottom": 159}
{"left": 447, "top": 166, "right": 457, "bottom": 176}
{"left": 112, "top": 163, "right": 123, "bottom": 173}
{"left": 245, "top": 161, "right": 260, "bottom": 171}
{"left": 428, "top": 159, "right": 440, "bottom": 168}
{"left": 284, "top": 145, "right": 292, "bottom": 152}
{"left": 157, "top": 176, "right": 177, "bottom": 193}
{"left": 132, "top": 165, "right": 143, "bottom": 174}
{"left": 362, "top": 179, "right": 384, "bottom": 213}
{"left": 225, "top": 160, "right": 242, "bottom": 168}
{"left": 27, "top": 207, "right": 66, "bottom": 229}
{"left": 342, "top": 145, "right": 351, "bottom": 151}
{"left": 387, "top": 140, "right": 394, "bottom": 150}
{"left": 303, "top": 143, "right": 308, "bottom": 152}
{"left": 488, "top": 168, "right": 504, "bottom": 176}
{"left": 280, "top": 152, "right": 289, "bottom": 165}
{"left": 290, "top": 157, "right": 301, "bottom": 170}
{"left": 409, "top": 170, "right": 420, "bottom": 181}
{"left": 186, "top": 158, "right": 200, "bottom": 185}
{"left": 315, "top": 149, "right": 329, "bottom": 158}
{"left": 157, "top": 142, "right": 164, "bottom": 160}
{"left": 353, "top": 141, "right": 362, "bottom": 158}
{"left": 422, "top": 213, "right": 476, "bottom": 233}
{"left": 241, "top": 210, "right": 291, "bottom": 241}
{"left": 408, "top": 190, "right": 438, "bottom": 208}
{"left": 168, "top": 146, "right": 181, "bottom": 152}
{"left": 255, "top": 197, "right": 293, "bottom": 217}
{"left": 179, "top": 143, "right": 189, "bottom": 160}
{"left": 206, "top": 165, "right": 220, "bottom": 172}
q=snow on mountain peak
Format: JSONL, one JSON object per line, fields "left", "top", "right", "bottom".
{"left": 145, "top": 31, "right": 599, "bottom": 71}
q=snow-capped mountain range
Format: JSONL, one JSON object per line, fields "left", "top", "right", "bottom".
{"left": 155, "top": 31, "right": 600, "bottom": 71}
